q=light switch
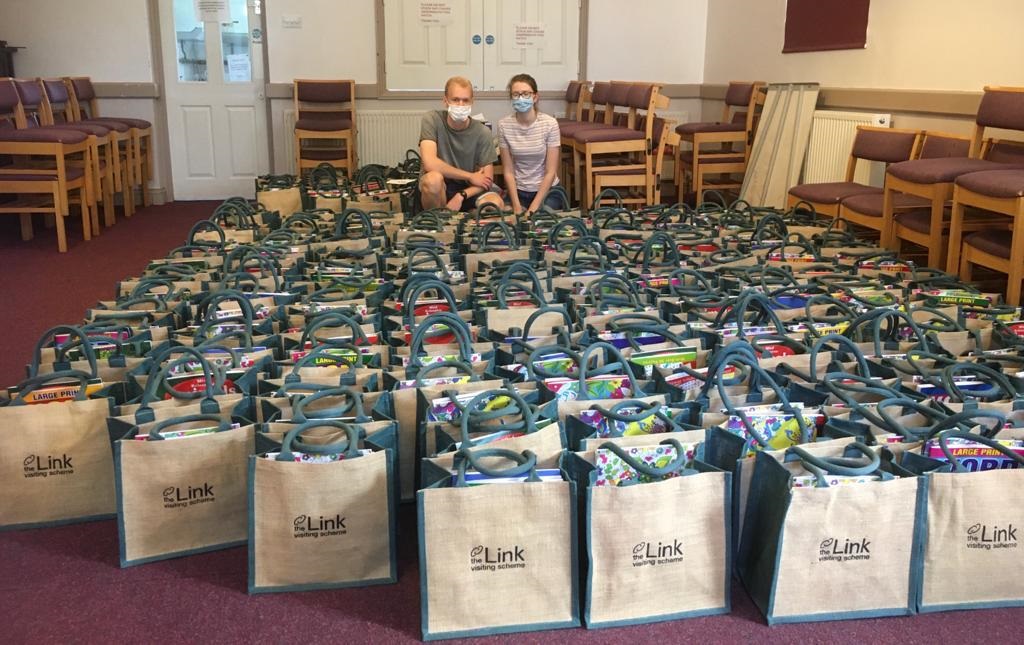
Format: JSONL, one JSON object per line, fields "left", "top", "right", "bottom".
{"left": 281, "top": 14, "right": 302, "bottom": 28}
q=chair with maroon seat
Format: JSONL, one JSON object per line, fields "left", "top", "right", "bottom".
{"left": 572, "top": 82, "right": 667, "bottom": 209}
{"left": 14, "top": 78, "right": 118, "bottom": 236}
{"left": 592, "top": 118, "right": 676, "bottom": 208}
{"left": 787, "top": 125, "right": 922, "bottom": 219}
{"left": 560, "top": 81, "right": 614, "bottom": 202}
{"left": 946, "top": 169, "right": 1024, "bottom": 304}
{"left": 882, "top": 86, "right": 1024, "bottom": 267}
{"left": 293, "top": 79, "right": 356, "bottom": 179}
{"left": 555, "top": 80, "right": 589, "bottom": 201}
{"left": 674, "top": 81, "right": 765, "bottom": 203}
{"left": 0, "top": 79, "right": 93, "bottom": 252}
{"left": 835, "top": 131, "right": 967, "bottom": 258}
{"left": 42, "top": 78, "right": 136, "bottom": 219}
{"left": 66, "top": 76, "right": 152, "bottom": 208}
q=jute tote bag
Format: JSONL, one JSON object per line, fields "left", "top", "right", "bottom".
{"left": 249, "top": 420, "right": 397, "bottom": 593}
{"left": 115, "top": 414, "right": 254, "bottom": 566}
{"left": 739, "top": 442, "right": 924, "bottom": 624}
{"left": 563, "top": 437, "right": 732, "bottom": 628}
{"left": 0, "top": 371, "right": 116, "bottom": 529}
{"left": 918, "top": 430, "right": 1024, "bottom": 612}
{"left": 418, "top": 448, "right": 579, "bottom": 640}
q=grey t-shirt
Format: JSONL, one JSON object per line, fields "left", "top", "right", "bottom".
{"left": 419, "top": 110, "right": 498, "bottom": 173}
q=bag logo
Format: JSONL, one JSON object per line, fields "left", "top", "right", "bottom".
{"left": 818, "top": 537, "right": 871, "bottom": 562}
{"left": 966, "top": 523, "right": 1018, "bottom": 550}
{"left": 162, "top": 483, "right": 215, "bottom": 509}
{"left": 469, "top": 544, "right": 526, "bottom": 572}
{"left": 293, "top": 514, "right": 347, "bottom": 539}
{"left": 22, "top": 453, "right": 74, "bottom": 479}
{"left": 632, "top": 539, "right": 684, "bottom": 567}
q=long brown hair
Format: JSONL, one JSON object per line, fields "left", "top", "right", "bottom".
{"left": 507, "top": 73, "right": 538, "bottom": 104}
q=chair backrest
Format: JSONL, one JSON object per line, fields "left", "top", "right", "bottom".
{"left": 66, "top": 76, "right": 99, "bottom": 120}
{"left": 13, "top": 78, "right": 46, "bottom": 127}
{"left": 563, "top": 80, "right": 586, "bottom": 121}
{"left": 40, "top": 78, "right": 75, "bottom": 124}
{"left": 845, "top": 125, "right": 922, "bottom": 181}
{"left": 917, "top": 131, "right": 971, "bottom": 159}
{"left": 293, "top": 79, "right": 355, "bottom": 127}
{"left": 969, "top": 86, "right": 1024, "bottom": 158}
{"left": 0, "top": 78, "right": 26, "bottom": 130}
{"left": 982, "top": 138, "right": 1024, "bottom": 165}
{"left": 588, "top": 82, "right": 612, "bottom": 123}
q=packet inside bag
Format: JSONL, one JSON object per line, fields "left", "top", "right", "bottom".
{"left": 591, "top": 442, "right": 699, "bottom": 487}
{"left": 575, "top": 403, "right": 681, "bottom": 438}
{"left": 134, "top": 422, "right": 241, "bottom": 441}
{"left": 722, "top": 402, "right": 824, "bottom": 452}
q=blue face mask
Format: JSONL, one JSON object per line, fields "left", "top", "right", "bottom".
{"left": 512, "top": 97, "right": 534, "bottom": 113}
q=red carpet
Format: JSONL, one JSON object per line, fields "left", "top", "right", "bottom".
{"left": 1, "top": 201, "right": 1022, "bottom": 643}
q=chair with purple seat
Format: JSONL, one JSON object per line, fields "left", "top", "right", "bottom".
{"left": 0, "top": 79, "right": 93, "bottom": 252}
{"left": 293, "top": 79, "right": 356, "bottom": 179}
{"left": 572, "top": 82, "right": 667, "bottom": 208}
{"left": 835, "top": 131, "right": 967, "bottom": 259}
{"left": 882, "top": 86, "right": 1024, "bottom": 269}
{"left": 946, "top": 168, "right": 1024, "bottom": 304}
{"left": 66, "top": 76, "right": 153, "bottom": 208}
{"left": 42, "top": 77, "right": 136, "bottom": 219}
{"left": 674, "top": 81, "right": 765, "bottom": 204}
{"left": 787, "top": 125, "right": 921, "bottom": 219}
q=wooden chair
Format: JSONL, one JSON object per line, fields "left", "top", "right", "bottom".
{"left": 560, "top": 81, "right": 612, "bottom": 203}
{"left": 572, "top": 82, "right": 668, "bottom": 209}
{"left": 946, "top": 169, "right": 1024, "bottom": 304}
{"left": 0, "top": 80, "right": 93, "bottom": 252}
{"left": 836, "top": 131, "right": 968, "bottom": 250}
{"left": 14, "top": 78, "right": 117, "bottom": 236}
{"left": 787, "top": 125, "right": 922, "bottom": 218}
{"left": 555, "top": 80, "right": 589, "bottom": 201}
{"left": 674, "top": 81, "right": 765, "bottom": 203}
{"left": 294, "top": 79, "right": 357, "bottom": 178}
{"left": 43, "top": 78, "right": 136, "bottom": 219}
{"left": 592, "top": 118, "right": 676, "bottom": 207}
{"left": 66, "top": 76, "right": 152, "bottom": 208}
{"left": 882, "top": 86, "right": 1024, "bottom": 269}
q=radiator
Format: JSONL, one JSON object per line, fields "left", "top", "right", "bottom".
{"left": 803, "top": 110, "right": 891, "bottom": 186}
{"left": 283, "top": 109, "right": 424, "bottom": 173}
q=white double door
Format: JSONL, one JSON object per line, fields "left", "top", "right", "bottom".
{"left": 159, "top": 0, "right": 269, "bottom": 200}
{"left": 384, "top": 0, "right": 580, "bottom": 92}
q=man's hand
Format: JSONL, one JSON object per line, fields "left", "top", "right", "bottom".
{"left": 446, "top": 193, "right": 465, "bottom": 211}
{"left": 468, "top": 171, "right": 493, "bottom": 190}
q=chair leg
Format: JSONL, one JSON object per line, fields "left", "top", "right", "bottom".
{"left": 141, "top": 136, "right": 153, "bottom": 207}
{"left": 927, "top": 190, "right": 946, "bottom": 268}
{"left": 19, "top": 214, "right": 33, "bottom": 241}
{"left": 295, "top": 133, "right": 302, "bottom": 177}
{"left": 880, "top": 188, "right": 894, "bottom": 249}
{"left": 959, "top": 256, "right": 973, "bottom": 282}
{"left": 56, "top": 187, "right": 69, "bottom": 253}
{"left": 103, "top": 170, "right": 115, "bottom": 230}
{"left": 946, "top": 199, "right": 965, "bottom": 275}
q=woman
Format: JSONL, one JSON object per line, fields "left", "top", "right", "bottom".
{"left": 497, "top": 73, "right": 563, "bottom": 214}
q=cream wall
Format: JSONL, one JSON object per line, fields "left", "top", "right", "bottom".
{"left": 703, "top": 0, "right": 1024, "bottom": 91}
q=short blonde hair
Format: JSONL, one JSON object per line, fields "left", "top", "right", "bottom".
{"left": 444, "top": 76, "right": 474, "bottom": 98}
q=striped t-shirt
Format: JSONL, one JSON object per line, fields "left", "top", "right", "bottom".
{"left": 497, "top": 112, "right": 560, "bottom": 192}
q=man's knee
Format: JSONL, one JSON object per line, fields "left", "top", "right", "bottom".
{"left": 476, "top": 192, "right": 504, "bottom": 209}
{"left": 419, "top": 170, "right": 445, "bottom": 196}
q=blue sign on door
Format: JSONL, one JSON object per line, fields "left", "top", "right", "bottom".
{"left": 485, "top": 34, "right": 495, "bottom": 45}
{"left": 472, "top": 34, "right": 481, "bottom": 44}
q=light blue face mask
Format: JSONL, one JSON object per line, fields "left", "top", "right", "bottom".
{"left": 512, "top": 97, "right": 534, "bottom": 113}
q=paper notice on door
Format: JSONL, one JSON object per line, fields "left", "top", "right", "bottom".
{"left": 513, "top": 23, "right": 547, "bottom": 49}
{"left": 194, "top": 0, "right": 230, "bottom": 23}
{"left": 419, "top": 1, "right": 454, "bottom": 26}
{"left": 226, "top": 54, "right": 251, "bottom": 82}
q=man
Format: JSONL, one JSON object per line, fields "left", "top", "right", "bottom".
{"left": 419, "top": 76, "right": 504, "bottom": 211}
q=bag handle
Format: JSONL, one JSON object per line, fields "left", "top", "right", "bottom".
{"left": 146, "top": 413, "right": 230, "bottom": 441}
{"left": 287, "top": 344, "right": 361, "bottom": 383}
{"left": 589, "top": 399, "right": 683, "bottom": 434}
{"left": 407, "top": 311, "right": 474, "bottom": 368}
{"left": 807, "top": 333, "right": 872, "bottom": 381}
{"left": 790, "top": 441, "right": 880, "bottom": 476}
{"left": 941, "top": 362, "right": 1018, "bottom": 403}
{"left": 526, "top": 344, "right": 581, "bottom": 380}
{"left": 29, "top": 325, "right": 100, "bottom": 379}
{"left": 937, "top": 430, "right": 1024, "bottom": 473}
{"left": 8, "top": 370, "right": 94, "bottom": 406}
{"left": 457, "top": 388, "right": 539, "bottom": 447}
{"left": 291, "top": 386, "right": 370, "bottom": 423}
{"left": 453, "top": 448, "right": 540, "bottom": 486}
{"left": 577, "top": 341, "right": 642, "bottom": 400}
{"left": 402, "top": 278, "right": 458, "bottom": 331}
{"left": 513, "top": 305, "right": 573, "bottom": 340}
{"left": 925, "top": 409, "right": 1008, "bottom": 440}
{"left": 137, "top": 346, "right": 222, "bottom": 418}
{"left": 299, "top": 311, "right": 369, "bottom": 349}
{"left": 596, "top": 438, "right": 692, "bottom": 479}
{"left": 277, "top": 419, "right": 363, "bottom": 460}
{"left": 187, "top": 220, "right": 226, "bottom": 248}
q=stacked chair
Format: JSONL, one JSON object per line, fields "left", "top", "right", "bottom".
{"left": 4, "top": 149, "right": 1024, "bottom": 638}
{"left": 293, "top": 79, "right": 357, "bottom": 179}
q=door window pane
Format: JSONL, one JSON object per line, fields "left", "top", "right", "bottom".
{"left": 222, "top": 0, "right": 252, "bottom": 83}
{"left": 174, "top": 0, "right": 207, "bottom": 82}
